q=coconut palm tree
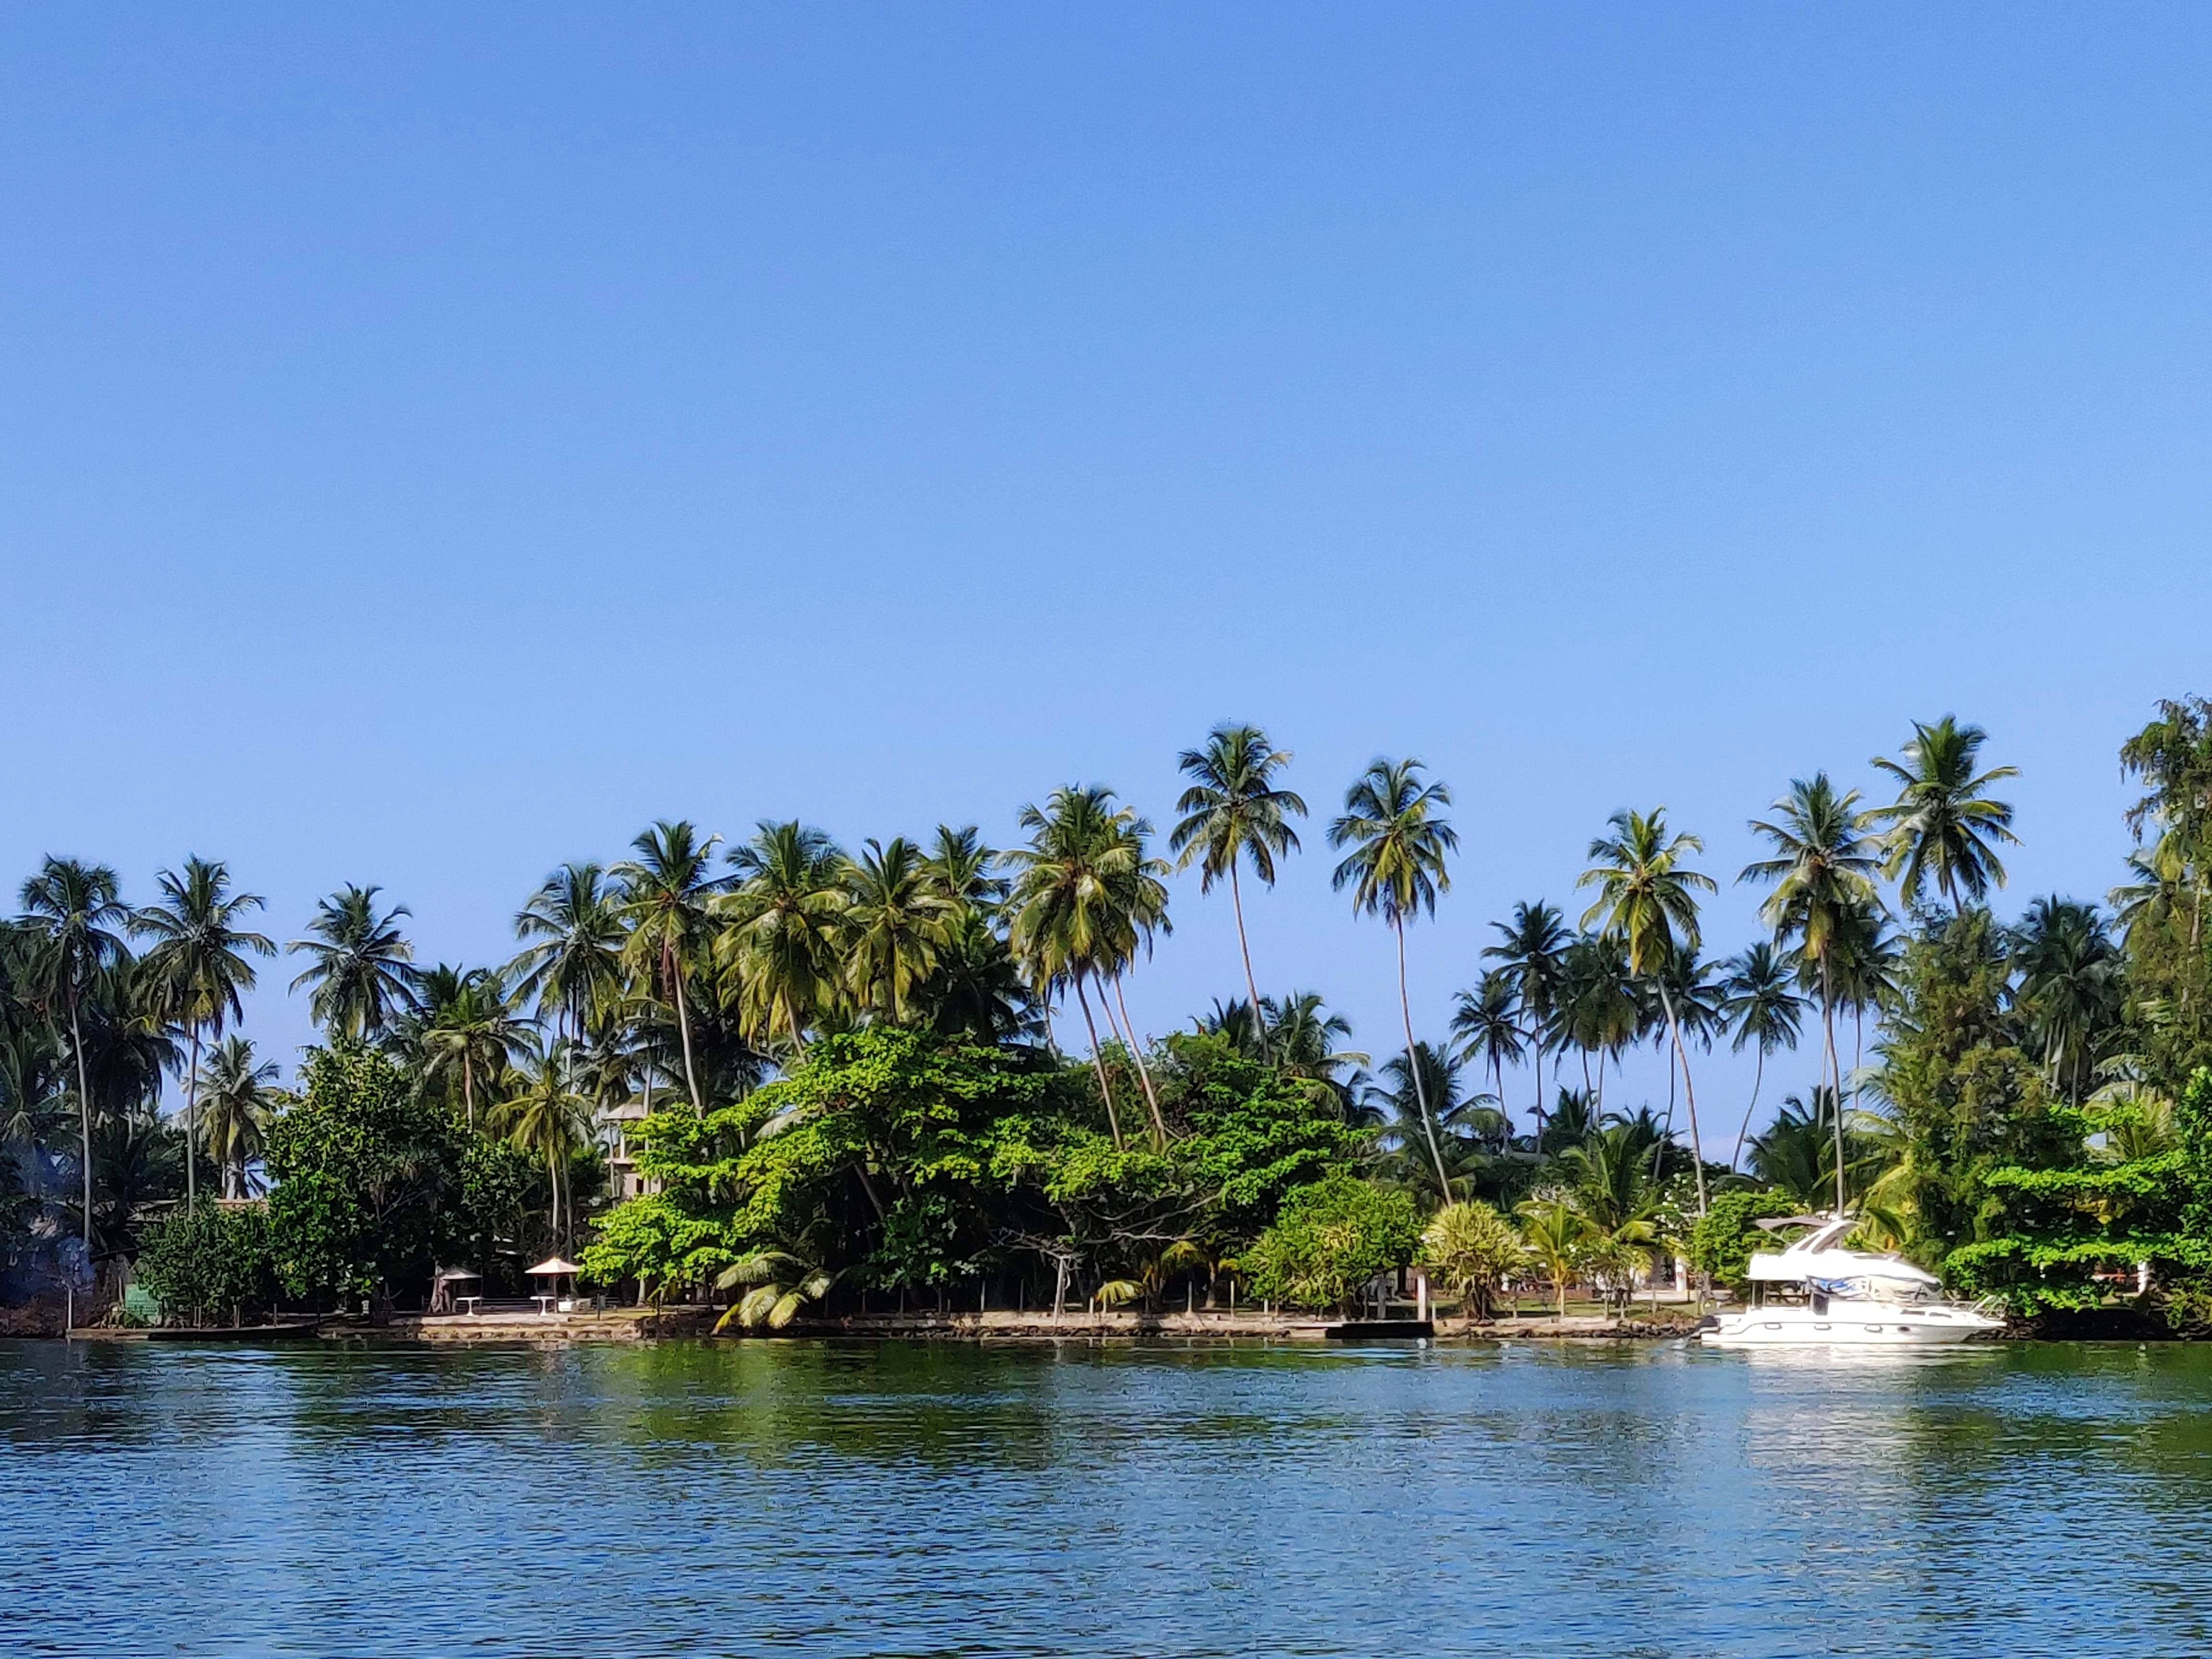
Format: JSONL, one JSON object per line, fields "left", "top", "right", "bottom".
{"left": 1740, "top": 775, "right": 1882, "bottom": 1214}
{"left": 418, "top": 967, "right": 532, "bottom": 1129}
{"left": 840, "top": 837, "right": 955, "bottom": 1022}
{"left": 1363, "top": 1040, "right": 1490, "bottom": 1202}
{"left": 490, "top": 1039, "right": 594, "bottom": 1247}
{"left": 1482, "top": 901, "right": 1570, "bottom": 1130}
{"left": 507, "top": 862, "right": 627, "bottom": 1045}
{"left": 920, "top": 824, "right": 1010, "bottom": 917}
{"left": 1552, "top": 931, "right": 1642, "bottom": 1110}
{"left": 17, "top": 859, "right": 132, "bottom": 1248}
{"left": 1007, "top": 785, "right": 1145, "bottom": 1149}
{"left": 719, "top": 821, "right": 846, "bottom": 1056}
{"left": 193, "top": 1036, "right": 280, "bottom": 1198}
{"left": 1719, "top": 942, "right": 1803, "bottom": 1169}
{"left": 2012, "top": 896, "right": 2122, "bottom": 1105}
{"left": 612, "top": 823, "right": 723, "bottom": 1116}
{"left": 1578, "top": 808, "right": 1716, "bottom": 1211}
{"left": 1449, "top": 970, "right": 1526, "bottom": 1128}
{"left": 1868, "top": 716, "right": 2019, "bottom": 912}
{"left": 1329, "top": 757, "right": 1458, "bottom": 1197}
{"left": 132, "top": 858, "right": 276, "bottom": 1215}
{"left": 1098, "top": 810, "right": 1173, "bottom": 1146}
{"left": 1169, "top": 724, "right": 1307, "bottom": 1059}
{"left": 288, "top": 885, "right": 423, "bottom": 1042}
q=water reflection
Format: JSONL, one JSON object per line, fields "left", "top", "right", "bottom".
{"left": 6, "top": 1337, "right": 2212, "bottom": 1657}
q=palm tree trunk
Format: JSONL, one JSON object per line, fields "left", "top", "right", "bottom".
{"left": 463, "top": 1057, "right": 474, "bottom": 1130}
{"left": 1228, "top": 861, "right": 1269, "bottom": 1064}
{"left": 1109, "top": 975, "right": 1168, "bottom": 1147}
{"left": 1072, "top": 974, "right": 1123, "bottom": 1150}
{"left": 1394, "top": 915, "right": 1453, "bottom": 1199}
{"left": 1731, "top": 1047, "right": 1767, "bottom": 1173}
{"left": 184, "top": 1026, "right": 201, "bottom": 1217}
{"left": 1821, "top": 958, "right": 1844, "bottom": 1216}
{"left": 669, "top": 950, "right": 704, "bottom": 1116}
{"left": 1653, "top": 981, "right": 1708, "bottom": 1214}
{"left": 70, "top": 996, "right": 92, "bottom": 1250}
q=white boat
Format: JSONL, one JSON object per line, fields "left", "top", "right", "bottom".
{"left": 1699, "top": 1214, "right": 2004, "bottom": 1347}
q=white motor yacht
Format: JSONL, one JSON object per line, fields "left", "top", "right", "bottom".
{"left": 1699, "top": 1214, "right": 2003, "bottom": 1347}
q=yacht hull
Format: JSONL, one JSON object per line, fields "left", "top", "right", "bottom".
{"left": 1700, "top": 1309, "right": 1998, "bottom": 1347}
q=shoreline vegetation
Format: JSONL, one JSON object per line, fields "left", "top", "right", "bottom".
{"left": 10, "top": 704, "right": 2212, "bottom": 1346}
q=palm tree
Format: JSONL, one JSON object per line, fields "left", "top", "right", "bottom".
{"left": 612, "top": 823, "right": 723, "bottom": 1115}
{"left": 921, "top": 824, "right": 1010, "bottom": 916}
{"left": 1482, "top": 901, "right": 1570, "bottom": 1130}
{"left": 507, "top": 862, "right": 626, "bottom": 1045}
{"left": 288, "top": 885, "right": 423, "bottom": 1041}
{"left": 418, "top": 967, "right": 532, "bottom": 1128}
{"left": 1719, "top": 942, "right": 1803, "bottom": 1169}
{"left": 1449, "top": 970, "right": 1526, "bottom": 1128}
{"left": 1868, "top": 716, "right": 2019, "bottom": 912}
{"left": 719, "top": 821, "right": 846, "bottom": 1055}
{"left": 2012, "top": 896, "right": 2121, "bottom": 1105}
{"left": 194, "top": 1036, "right": 280, "bottom": 1198}
{"left": 714, "top": 1246, "right": 842, "bottom": 1330}
{"left": 1169, "top": 724, "right": 1307, "bottom": 1059}
{"left": 840, "top": 837, "right": 955, "bottom": 1022}
{"left": 17, "top": 859, "right": 131, "bottom": 1247}
{"left": 131, "top": 858, "right": 275, "bottom": 1215}
{"left": 1007, "top": 785, "right": 1145, "bottom": 1149}
{"left": 1364, "top": 1040, "right": 1489, "bottom": 1202}
{"left": 1578, "top": 808, "right": 1716, "bottom": 1211}
{"left": 1329, "top": 757, "right": 1458, "bottom": 1197}
{"left": 490, "top": 1040, "right": 594, "bottom": 1247}
{"left": 1515, "top": 1197, "right": 1588, "bottom": 1318}
{"left": 1098, "top": 809, "right": 1173, "bottom": 1145}
{"left": 1553, "top": 932, "right": 1642, "bottom": 1107}
{"left": 1740, "top": 774, "right": 1882, "bottom": 1214}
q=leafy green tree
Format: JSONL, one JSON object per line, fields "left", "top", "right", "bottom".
{"left": 1329, "top": 757, "right": 1457, "bottom": 1198}
{"left": 1241, "top": 1171, "right": 1420, "bottom": 1313}
{"left": 195, "top": 1036, "right": 280, "bottom": 1198}
{"left": 613, "top": 822, "right": 724, "bottom": 1115}
{"left": 1868, "top": 716, "right": 2020, "bottom": 911}
{"left": 288, "top": 885, "right": 423, "bottom": 1042}
{"left": 1719, "top": 941, "right": 1803, "bottom": 1169}
{"left": 17, "top": 858, "right": 132, "bottom": 1247}
{"left": 265, "top": 1044, "right": 465, "bottom": 1309}
{"left": 132, "top": 857, "right": 276, "bottom": 1217}
{"left": 1741, "top": 774, "right": 1883, "bottom": 1214}
{"left": 1421, "top": 1199, "right": 1522, "bottom": 1322}
{"left": 1687, "top": 1190, "right": 1799, "bottom": 1294}
{"left": 1169, "top": 724, "right": 1307, "bottom": 1059}
{"left": 1579, "top": 807, "right": 1717, "bottom": 1211}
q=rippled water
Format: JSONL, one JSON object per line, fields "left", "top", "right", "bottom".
{"left": 4, "top": 1335, "right": 2210, "bottom": 1657}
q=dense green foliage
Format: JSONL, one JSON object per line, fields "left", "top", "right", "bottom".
{"left": 1241, "top": 1172, "right": 1422, "bottom": 1312}
{"left": 133, "top": 1204, "right": 279, "bottom": 1325}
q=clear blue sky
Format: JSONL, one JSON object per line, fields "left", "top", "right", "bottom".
{"left": 5, "top": 7, "right": 2209, "bottom": 1135}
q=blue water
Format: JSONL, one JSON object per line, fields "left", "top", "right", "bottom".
{"left": 2, "top": 1336, "right": 2208, "bottom": 1657}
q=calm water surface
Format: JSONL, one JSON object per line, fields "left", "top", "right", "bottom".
{"left": 2, "top": 1336, "right": 2208, "bottom": 1657}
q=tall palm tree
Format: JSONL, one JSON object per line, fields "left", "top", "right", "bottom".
{"left": 1740, "top": 774, "right": 1882, "bottom": 1214}
{"left": 612, "top": 823, "right": 723, "bottom": 1115}
{"left": 194, "top": 1035, "right": 280, "bottom": 1199}
{"left": 418, "top": 967, "right": 532, "bottom": 1128}
{"left": 1169, "top": 724, "right": 1307, "bottom": 1060}
{"left": 490, "top": 1039, "right": 594, "bottom": 1247}
{"left": 131, "top": 858, "right": 275, "bottom": 1215}
{"left": 17, "top": 859, "right": 131, "bottom": 1247}
{"left": 1329, "top": 757, "right": 1457, "bottom": 1197}
{"left": 1008, "top": 785, "right": 1141, "bottom": 1149}
{"left": 921, "top": 824, "right": 1010, "bottom": 916}
{"left": 507, "top": 862, "right": 626, "bottom": 1045}
{"left": 1449, "top": 970, "right": 1526, "bottom": 1128}
{"left": 1578, "top": 808, "right": 1718, "bottom": 1211}
{"left": 1553, "top": 932, "right": 1641, "bottom": 1107}
{"left": 840, "top": 837, "right": 955, "bottom": 1022}
{"left": 1099, "top": 809, "right": 1173, "bottom": 1146}
{"left": 1867, "top": 716, "right": 2019, "bottom": 912}
{"left": 1364, "top": 1040, "right": 1488, "bottom": 1202}
{"left": 288, "top": 885, "right": 423, "bottom": 1042}
{"left": 719, "top": 821, "right": 847, "bottom": 1055}
{"left": 1482, "top": 901, "right": 1570, "bottom": 1130}
{"left": 1719, "top": 942, "right": 1803, "bottom": 1169}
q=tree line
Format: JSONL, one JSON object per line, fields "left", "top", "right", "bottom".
{"left": 12, "top": 703, "right": 2212, "bottom": 1327}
